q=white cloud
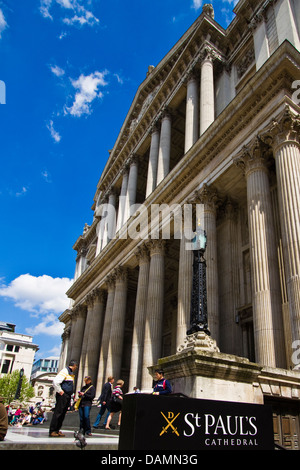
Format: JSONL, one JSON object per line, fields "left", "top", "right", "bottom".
{"left": 0, "top": 8, "right": 8, "bottom": 38}
{"left": 47, "top": 119, "right": 61, "bottom": 142}
{"left": 63, "top": 9, "right": 99, "bottom": 27}
{"left": 39, "top": 0, "right": 99, "bottom": 27}
{"left": 41, "top": 169, "right": 52, "bottom": 183}
{"left": 40, "top": 0, "right": 53, "bottom": 19}
{"left": 192, "top": 0, "right": 202, "bottom": 10}
{"left": 15, "top": 186, "right": 28, "bottom": 197}
{"left": 0, "top": 274, "right": 73, "bottom": 315}
{"left": 25, "top": 314, "right": 64, "bottom": 337}
{"left": 64, "top": 70, "right": 108, "bottom": 117}
{"left": 50, "top": 64, "right": 65, "bottom": 77}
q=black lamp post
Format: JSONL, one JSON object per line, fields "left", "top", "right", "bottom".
{"left": 14, "top": 368, "right": 24, "bottom": 400}
{"left": 187, "top": 222, "right": 210, "bottom": 336}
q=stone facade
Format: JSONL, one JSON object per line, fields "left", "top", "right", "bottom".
{"left": 58, "top": 0, "right": 300, "bottom": 446}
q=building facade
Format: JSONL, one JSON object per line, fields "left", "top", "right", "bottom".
{"left": 0, "top": 322, "right": 38, "bottom": 379}
{"left": 30, "top": 357, "right": 59, "bottom": 407}
{"left": 59, "top": 0, "right": 300, "bottom": 448}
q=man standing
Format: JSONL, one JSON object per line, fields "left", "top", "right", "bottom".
{"left": 93, "top": 376, "right": 114, "bottom": 429}
{"left": 0, "top": 397, "right": 8, "bottom": 441}
{"left": 49, "top": 360, "right": 78, "bottom": 437}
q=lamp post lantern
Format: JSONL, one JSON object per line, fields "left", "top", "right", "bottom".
{"left": 14, "top": 368, "right": 24, "bottom": 401}
{"left": 187, "top": 221, "right": 210, "bottom": 336}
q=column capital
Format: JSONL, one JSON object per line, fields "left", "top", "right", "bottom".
{"left": 135, "top": 243, "right": 150, "bottom": 264}
{"left": 128, "top": 153, "right": 139, "bottom": 166}
{"left": 160, "top": 105, "right": 172, "bottom": 120}
{"left": 199, "top": 43, "right": 223, "bottom": 64}
{"left": 260, "top": 106, "right": 300, "bottom": 153}
{"left": 149, "top": 120, "right": 160, "bottom": 135}
{"left": 120, "top": 163, "right": 129, "bottom": 175}
{"left": 182, "top": 68, "right": 199, "bottom": 85}
{"left": 86, "top": 293, "right": 94, "bottom": 307}
{"left": 105, "top": 273, "right": 116, "bottom": 290}
{"left": 194, "top": 184, "right": 220, "bottom": 212}
{"left": 113, "top": 265, "right": 128, "bottom": 282}
{"left": 218, "top": 197, "right": 238, "bottom": 223}
{"left": 147, "top": 238, "right": 166, "bottom": 256}
{"left": 91, "top": 287, "right": 106, "bottom": 303}
{"left": 72, "top": 304, "right": 87, "bottom": 319}
{"left": 233, "top": 135, "right": 272, "bottom": 177}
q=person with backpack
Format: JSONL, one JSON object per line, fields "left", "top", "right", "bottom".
{"left": 48, "top": 359, "right": 78, "bottom": 437}
{"left": 152, "top": 369, "right": 172, "bottom": 395}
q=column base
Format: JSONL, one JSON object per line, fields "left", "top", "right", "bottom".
{"left": 148, "top": 345, "right": 263, "bottom": 404}
{"left": 177, "top": 331, "right": 219, "bottom": 354}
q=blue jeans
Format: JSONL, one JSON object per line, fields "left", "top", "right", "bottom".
{"left": 93, "top": 404, "right": 110, "bottom": 427}
{"left": 79, "top": 406, "right": 92, "bottom": 434}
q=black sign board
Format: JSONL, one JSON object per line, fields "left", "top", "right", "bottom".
{"left": 118, "top": 393, "right": 274, "bottom": 451}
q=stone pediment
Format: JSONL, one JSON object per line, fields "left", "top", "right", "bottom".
{"left": 94, "top": 9, "right": 227, "bottom": 201}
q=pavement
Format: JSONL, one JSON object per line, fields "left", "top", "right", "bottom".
{"left": 0, "top": 406, "right": 119, "bottom": 451}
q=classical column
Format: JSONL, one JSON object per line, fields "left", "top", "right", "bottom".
{"left": 66, "top": 313, "right": 77, "bottom": 365}
{"left": 200, "top": 51, "right": 214, "bottom": 135}
{"left": 146, "top": 124, "right": 160, "bottom": 197}
{"left": 195, "top": 184, "right": 219, "bottom": 342}
{"left": 96, "top": 203, "right": 106, "bottom": 255}
{"left": 234, "top": 137, "right": 286, "bottom": 367}
{"left": 128, "top": 244, "right": 150, "bottom": 391}
{"left": 116, "top": 166, "right": 129, "bottom": 231}
{"left": 156, "top": 111, "right": 172, "bottom": 185}
{"left": 106, "top": 267, "right": 128, "bottom": 380}
{"left": 59, "top": 326, "right": 70, "bottom": 370}
{"left": 264, "top": 108, "right": 300, "bottom": 347}
{"left": 96, "top": 275, "right": 115, "bottom": 394}
{"left": 68, "top": 305, "right": 87, "bottom": 366}
{"left": 176, "top": 205, "right": 193, "bottom": 348}
{"left": 217, "top": 199, "right": 240, "bottom": 354}
{"left": 106, "top": 189, "right": 117, "bottom": 242}
{"left": 76, "top": 296, "right": 94, "bottom": 388}
{"left": 85, "top": 289, "right": 106, "bottom": 384}
{"left": 185, "top": 72, "right": 199, "bottom": 153}
{"left": 141, "top": 239, "right": 165, "bottom": 390}
{"left": 125, "top": 155, "right": 139, "bottom": 219}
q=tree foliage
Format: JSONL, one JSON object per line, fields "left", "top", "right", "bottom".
{"left": 0, "top": 370, "right": 35, "bottom": 405}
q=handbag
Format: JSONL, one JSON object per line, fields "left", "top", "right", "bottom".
{"left": 74, "top": 397, "right": 81, "bottom": 410}
{"left": 74, "top": 385, "right": 93, "bottom": 410}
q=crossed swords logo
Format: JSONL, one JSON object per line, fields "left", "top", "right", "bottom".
{"left": 160, "top": 411, "right": 180, "bottom": 436}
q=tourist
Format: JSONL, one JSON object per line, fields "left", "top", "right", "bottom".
{"left": 152, "top": 369, "right": 172, "bottom": 395}
{"left": 77, "top": 376, "right": 95, "bottom": 436}
{"left": 93, "top": 376, "right": 114, "bottom": 429}
{"left": 0, "top": 397, "right": 8, "bottom": 441}
{"left": 48, "top": 359, "right": 78, "bottom": 437}
{"left": 105, "top": 380, "right": 124, "bottom": 429}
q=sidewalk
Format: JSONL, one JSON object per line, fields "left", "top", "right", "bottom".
{"left": 0, "top": 426, "right": 119, "bottom": 450}
{"left": 0, "top": 406, "right": 119, "bottom": 450}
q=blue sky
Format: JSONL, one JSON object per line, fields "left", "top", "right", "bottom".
{"left": 0, "top": 0, "right": 236, "bottom": 362}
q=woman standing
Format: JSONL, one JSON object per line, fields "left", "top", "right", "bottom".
{"left": 78, "top": 376, "right": 95, "bottom": 436}
{"left": 105, "top": 380, "right": 124, "bottom": 429}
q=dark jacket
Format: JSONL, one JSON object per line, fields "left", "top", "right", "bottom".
{"left": 80, "top": 383, "right": 96, "bottom": 407}
{"left": 153, "top": 378, "right": 172, "bottom": 395}
{"left": 99, "top": 381, "right": 113, "bottom": 404}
